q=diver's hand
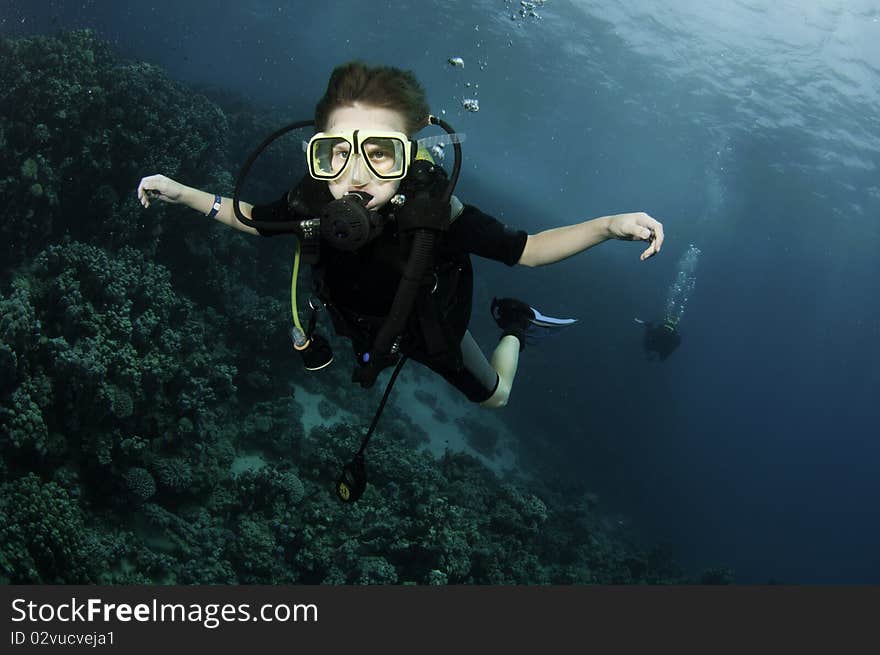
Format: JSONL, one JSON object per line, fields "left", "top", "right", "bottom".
{"left": 607, "top": 212, "right": 664, "bottom": 261}
{"left": 137, "top": 174, "right": 187, "bottom": 208}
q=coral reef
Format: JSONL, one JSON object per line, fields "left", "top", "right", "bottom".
{"left": 0, "top": 30, "right": 226, "bottom": 263}
{"left": 456, "top": 415, "right": 501, "bottom": 459}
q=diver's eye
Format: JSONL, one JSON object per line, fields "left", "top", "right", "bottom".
{"left": 363, "top": 144, "right": 389, "bottom": 160}
{"left": 363, "top": 139, "right": 399, "bottom": 174}
{"left": 327, "top": 143, "right": 351, "bottom": 174}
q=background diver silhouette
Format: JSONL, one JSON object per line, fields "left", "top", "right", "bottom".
{"left": 633, "top": 242, "right": 698, "bottom": 361}
{"left": 634, "top": 318, "right": 680, "bottom": 361}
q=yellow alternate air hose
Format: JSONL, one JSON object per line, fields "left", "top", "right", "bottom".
{"left": 290, "top": 239, "right": 304, "bottom": 334}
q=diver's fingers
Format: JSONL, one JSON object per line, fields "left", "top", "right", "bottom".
{"left": 137, "top": 177, "right": 149, "bottom": 207}
{"left": 639, "top": 229, "right": 658, "bottom": 260}
{"left": 638, "top": 217, "right": 664, "bottom": 260}
{"left": 652, "top": 221, "right": 664, "bottom": 253}
{"left": 137, "top": 174, "right": 168, "bottom": 208}
{"left": 137, "top": 174, "right": 165, "bottom": 208}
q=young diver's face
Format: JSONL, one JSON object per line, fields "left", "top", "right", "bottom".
{"left": 324, "top": 103, "right": 407, "bottom": 210}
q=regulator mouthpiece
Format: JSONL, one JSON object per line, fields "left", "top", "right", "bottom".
{"left": 320, "top": 192, "right": 380, "bottom": 251}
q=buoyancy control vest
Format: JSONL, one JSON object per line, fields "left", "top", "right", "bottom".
{"left": 313, "top": 193, "right": 473, "bottom": 374}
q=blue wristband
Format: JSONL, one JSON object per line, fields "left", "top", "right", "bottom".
{"left": 206, "top": 194, "right": 221, "bottom": 218}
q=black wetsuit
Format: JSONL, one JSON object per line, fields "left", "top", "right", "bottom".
{"left": 253, "top": 197, "right": 528, "bottom": 402}
{"left": 644, "top": 322, "right": 681, "bottom": 361}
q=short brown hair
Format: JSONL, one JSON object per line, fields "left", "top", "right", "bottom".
{"left": 314, "top": 61, "right": 430, "bottom": 135}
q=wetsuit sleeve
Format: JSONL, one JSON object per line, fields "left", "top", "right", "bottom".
{"left": 250, "top": 192, "right": 290, "bottom": 237}
{"left": 447, "top": 204, "right": 528, "bottom": 266}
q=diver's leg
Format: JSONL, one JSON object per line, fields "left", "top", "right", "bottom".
{"left": 453, "top": 329, "right": 515, "bottom": 407}
{"left": 411, "top": 330, "right": 502, "bottom": 404}
{"left": 479, "top": 334, "right": 520, "bottom": 409}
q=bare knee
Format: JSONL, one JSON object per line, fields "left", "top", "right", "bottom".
{"left": 479, "top": 377, "right": 511, "bottom": 409}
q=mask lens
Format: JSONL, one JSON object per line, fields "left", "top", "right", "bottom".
{"left": 311, "top": 137, "right": 351, "bottom": 178}
{"left": 362, "top": 136, "right": 405, "bottom": 178}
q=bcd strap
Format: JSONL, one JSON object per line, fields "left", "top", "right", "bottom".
{"left": 395, "top": 162, "right": 451, "bottom": 233}
{"left": 414, "top": 262, "right": 464, "bottom": 369}
{"left": 416, "top": 294, "right": 461, "bottom": 369}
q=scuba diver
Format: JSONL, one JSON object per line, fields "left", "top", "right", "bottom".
{"left": 633, "top": 243, "right": 699, "bottom": 361}
{"left": 634, "top": 318, "right": 680, "bottom": 361}
{"left": 137, "top": 61, "right": 665, "bottom": 500}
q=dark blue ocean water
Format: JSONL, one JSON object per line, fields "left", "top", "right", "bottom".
{"left": 5, "top": 0, "right": 879, "bottom": 583}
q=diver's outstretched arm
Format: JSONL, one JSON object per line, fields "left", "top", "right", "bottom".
{"left": 517, "top": 211, "right": 664, "bottom": 267}
{"left": 137, "top": 173, "right": 259, "bottom": 236}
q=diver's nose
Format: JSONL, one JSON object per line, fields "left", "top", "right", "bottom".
{"left": 348, "top": 153, "right": 370, "bottom": 186}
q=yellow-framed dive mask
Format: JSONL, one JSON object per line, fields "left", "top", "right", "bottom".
{"left": 306, "top": 129, "right": 415, "bottom": 182}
